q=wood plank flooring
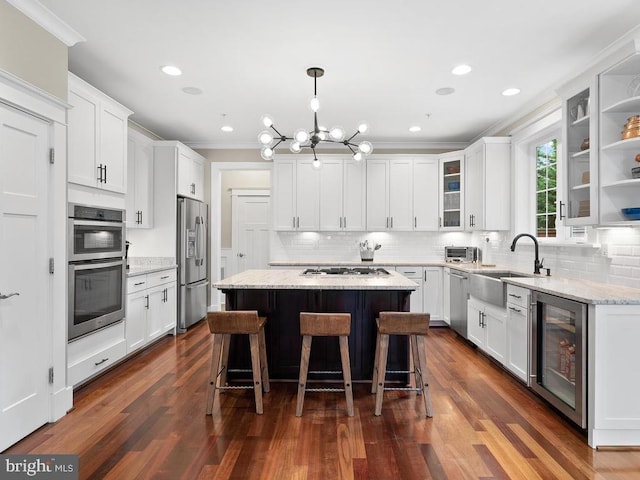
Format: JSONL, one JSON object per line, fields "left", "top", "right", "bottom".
{"left": 6, "top": 322, "right": 640, "bottom": 479}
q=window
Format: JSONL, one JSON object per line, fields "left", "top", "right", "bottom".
{"left": 536, "top": 139, "right": 557, "bottom": 238}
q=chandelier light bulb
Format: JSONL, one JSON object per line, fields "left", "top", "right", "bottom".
{"left": 258, "top": 130, "right": 273, "bottom": 145}
{"left": 358, "top": 141, "right": 373, "bottom": 155}
{"left": 357, "top": 123, "right": 369, "bottom": 134}
{"left": 329, "top": 126, "right": 345, "bottom": 141}
{"left": 353, "top": 152, "right": 363, "bottom": 162}
{"left": 318, "top": 130, "right": 328, "bottom": 141}
{"left": 261, "top": 114, "right": 274, "bottom": 128}
{"left": 289, "top": 141, "right": 302, "bottom": 153}
{"left": 312, "top": 158, "right": 322, "bottom": 169}
{"left": 294, "top": 129, "right": 309, "bottom": 143}
{"left": 260, "top": 146, "right": 274, "bottom": 160}
{"left": 310, "top": 96, "right": 320, "bottom": 112}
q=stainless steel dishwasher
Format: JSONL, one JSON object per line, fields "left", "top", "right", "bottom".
{"left": 449, "top": 270, "right": 469, "bottom": 337}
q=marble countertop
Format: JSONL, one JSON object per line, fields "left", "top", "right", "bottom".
{"left": 126, "top": 264, "right": 177, "bottom": 277}
{"left": 213, "top": 269, "right": 418, "bottom": 291}
{"left": 268, "top": 261, "right": 640, "bottom": 304}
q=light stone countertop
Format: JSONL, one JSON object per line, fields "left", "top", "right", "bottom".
{"left": 268, "top": 261, "right": 640, "bottom": 304}
{"left": 213, "top": 269, "right": 418, "bottom": 291}
{"left": 126, "top": 264, "right": 177, "bottom": 278}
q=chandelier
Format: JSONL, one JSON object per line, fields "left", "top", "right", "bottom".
{"left": 258, "top": 67, "right": 373, "bottom": 168}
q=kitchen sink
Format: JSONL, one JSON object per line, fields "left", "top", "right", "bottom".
{"left": 469, "top": 271, "right": 532, "bottom": 307}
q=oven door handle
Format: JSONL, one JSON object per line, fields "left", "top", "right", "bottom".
{"left": 70, "top": 219, "right": 125, "bottom": 228}
{"left": 69, "top": 259, "right": 125, "bottom": 271}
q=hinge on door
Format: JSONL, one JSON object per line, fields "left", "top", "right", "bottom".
{"left": 49, "top": 258, "right": 54, "bottom": 274}
{"left": 49, "top": 367, "right": 54, "bottom": 384}
{"left": 49, "top": 148, "right": 55, "bottom": 164}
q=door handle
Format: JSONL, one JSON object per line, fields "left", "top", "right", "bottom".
{"left": 0, "top": 291, "right": 19, "bottom": 300}
{"left": 237, "top": 253, "right": 245, "bottom": 257}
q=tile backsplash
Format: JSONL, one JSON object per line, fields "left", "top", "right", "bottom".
{"left": 271, "top": 227, "right": 640, "bottom": 289}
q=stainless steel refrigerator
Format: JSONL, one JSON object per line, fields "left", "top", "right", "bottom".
{"left": 177, "top": 196, "right": 208, "bottom": 333}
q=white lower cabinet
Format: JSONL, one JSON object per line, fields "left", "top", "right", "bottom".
{"left": 467, "top": 297, "right": 507, "bottom": 364}
{"left": 506, "top": 284, "right": 530, "bottom": 383}
{"left": 67, "top": 321, "right": 126, "bottom": 387}
{"left": 396, "top": 266, "right": 444, "bottom": 323}
{"left": 126, "top": 269, "right": 177, "bottom": 354}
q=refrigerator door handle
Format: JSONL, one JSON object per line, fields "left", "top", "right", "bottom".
{"left": 195, "top": 215, "right": 202, "bottom": 266}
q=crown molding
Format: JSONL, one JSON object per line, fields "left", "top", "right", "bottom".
{"left": 185, "top": 140, "right": 469, "bottom": 151}
{"left": 7, "top": 0, "right": 85, "bottom": 46}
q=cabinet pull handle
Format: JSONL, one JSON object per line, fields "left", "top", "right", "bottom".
{"left": 386, "top": 217, "right": 389, "bottom": 229}
{"left": 293, "top": 217, "right": 296, "bottom": 229}
{"left": 103, "top": 165, "right": 107, "bottom": 183}
{"left": 145, "top": 294, "right": 149, "bottom": 309}
{"left": 478, "top": 311, "right": 482, "bottom": 327}
{"left": 424, "top": 270, "right": 427, "bottom": 282}
{"left": 97, "top": 164, "right": 103, "bottom": 183}
{"left": 160, "top": 275, "right": 170, "bottom": 280}
{"left": 0, "top": 291, "right": 19, "bottom": 300}
{"left": 296, "top": 217, "right": 299, "bottom": 228}
{"left": 414, "top": 217, "right": 417, "bottom": 228}
{"left": 94, "top": 358, "right": 109, "bottom": 366}
{"left": 439, "top": 217, "right": 442, "bottom": 228}
{"left": 508, "top": 293, "right": 522, "bottom": 299}
{"left": 558, "top": 201, "right": 566, "bottom": 220}
{"left": 134, "top": 281, "right": 145, "bottom": 286}
{"left": 509, "top": 306, "right": 522, "bottom": 313}
{"left": 339, "top": 217, "right": 343, "bottom": 228}
{"left": 390, "top": 217, "right": 393, "bottom": 228}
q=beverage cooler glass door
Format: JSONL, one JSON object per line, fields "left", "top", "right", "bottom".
{"left": 532, "top": 291, "right": 586, "bottom": 427}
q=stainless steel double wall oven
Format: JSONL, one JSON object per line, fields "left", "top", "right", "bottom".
{"left": 68, "top": 204, "right": 126, "bottom": 341}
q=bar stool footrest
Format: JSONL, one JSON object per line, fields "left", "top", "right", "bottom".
{"left": 383, "top": 387, "right": 423, "bottom": 392}
{"left": 308, "top": 370, "right": 343, "bottom": 375}
{"left": 305, "top": 387, "right": 347, "bottom": 392}
{"left": 219, "top": 385, "right": 257, "bottom": 391}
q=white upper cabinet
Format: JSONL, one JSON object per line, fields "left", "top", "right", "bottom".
{"left": 366, "top": 157, "right": 413, "bottom": 231}
{"left": 126, "top": 129, "right": 154, "bottom": 228}
{"left": 464, "top": 137, "right": 511, "bottom": 231}
{"left": 439, "top": 154, "right": 465, "bottom": 231}
{"left": 413, "top": 156, "right": 440, "bottom": 231}
{"left": 177, "top": 147, "right": 205, "bottom": 200}
{"left": 154, "top": 141, "right": 206, "bottom": 202}
{"left": 67, "top": 73, "right": 132, "bottom": 194}
{"left": 598, "top": 50, "right": 640, "bottom": 225}
{"left": 559, "top": 82, "right": 598, "bottom": 225}
{"left": 319, "top": 157, "right": 366, "bottom": 231}
{"left": 272, "top": 157, "right": 320, "bottom": 231}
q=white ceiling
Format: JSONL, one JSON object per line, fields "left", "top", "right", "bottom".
{"left": 35, "top": 0, "right": 640, "bottom": 150}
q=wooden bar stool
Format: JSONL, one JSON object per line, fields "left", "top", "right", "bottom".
{"left": 296, "top": 312, "right": 354, "bottom": 417}
{"left": 206, "top": 311, "right": 270, "bottom": 415}
{"left": 371, "top": 312, "right": 433, "bottom": 417}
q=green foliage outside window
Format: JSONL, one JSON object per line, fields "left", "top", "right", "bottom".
{"left": 536, "top": 139, "right": 557, "bottom": 238}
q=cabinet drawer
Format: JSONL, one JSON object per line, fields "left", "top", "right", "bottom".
{"left": 506, "top": 284, "right": 529, "bottom": 308}
{"left": 127, "top": 275, "right": 148, "bottom": 294}
{"left": 147, "top": 269, "right": 177, "bottom": 288}
{"left": 68, "top": 339, "right": 126, "bottom": 387}
{"left": 396, "top": 266, "right": 422, "bottom": 278}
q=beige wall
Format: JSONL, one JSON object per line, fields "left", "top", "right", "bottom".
{"left": 0, "top": 1, "right": 68, "bottom": 100}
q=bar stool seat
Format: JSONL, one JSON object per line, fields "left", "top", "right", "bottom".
{"left": 206, "top": 311, "right": 270, "bottom": 415}
{"left": 296, "top": 312, "right": 354, "bottom": 417}
{"left": 371, "top": 312, "right": 433, "bottom": 417}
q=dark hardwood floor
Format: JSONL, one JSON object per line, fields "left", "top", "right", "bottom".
{"left": 6, "top": 321, "right": 640, "bottom": 479}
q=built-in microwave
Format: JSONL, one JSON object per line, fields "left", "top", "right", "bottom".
{"left": 444, "top": 246, "right": 480, "bottom": 263}
{"left": 68, "top": 203, "right": 125, "bottom": 261}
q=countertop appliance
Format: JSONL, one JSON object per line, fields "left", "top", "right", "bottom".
{"left": 531, "top": 291, "right": 586, "bottom": 428}
{"left": 445, "top": 246, "right": 480, "bottom": 264}
{"left": 449, "top": 269, "right": 469, "bottom": 337}
{"left": 67, "top": 203, "right": 126, "bottom": 341}
{"left": 177, "top": 196, "right": 208, "bottom": 333}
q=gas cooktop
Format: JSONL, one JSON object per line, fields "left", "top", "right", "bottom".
{"left": 301, "top": 267, "right": 390, "bottom": 276}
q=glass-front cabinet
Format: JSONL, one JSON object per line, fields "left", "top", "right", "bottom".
{"left": 439, "top": 154, "right": 464, "bottom": 230}
{"left": 561, "top": 83, "right": 598, "bottom": 225}
{"left": 598, "top": 51, "right": 640, "bottom": 225}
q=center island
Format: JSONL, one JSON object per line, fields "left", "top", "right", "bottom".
{"left": 213, "top": 269, "right": 418, "bottom": 381}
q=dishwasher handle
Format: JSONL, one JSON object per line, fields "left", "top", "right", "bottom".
{"left": 450, "top": 272, "right": 468, "bottom": 280}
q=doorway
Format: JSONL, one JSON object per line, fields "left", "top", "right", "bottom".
{"left": 231, "top": 190, "right": 271, "bottom": 277}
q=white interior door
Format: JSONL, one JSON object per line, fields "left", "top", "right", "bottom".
{"left": 232, "top": 192, "right": 271, "bottom": 275}
{"left": 0, "top": 103, "right": 51, "bottom": 450}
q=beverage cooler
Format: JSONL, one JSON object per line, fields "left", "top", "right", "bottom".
{"left": 531, "top": 291, "right": 587, "bottom": 428}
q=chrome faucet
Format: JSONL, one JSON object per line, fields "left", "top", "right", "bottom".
{"left": 510, "top": 233, "right": 543, "bottom": 274}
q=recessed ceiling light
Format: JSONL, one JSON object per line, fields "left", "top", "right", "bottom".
{"left": 452, "top": 64, "right": 472, "bottom": 75}
{"left": 409, "top": 126, "right": 422, "bottom": 133}
{"left": 221, "top": 125, "right": 234, "bottom": 132}
{"left": 436, "top": 87, "right": 455, "bottom": 96}
{"left": 160, "top": 65, "right": 182, "bottom": 76}
{"left": 182, "top": 86, "right": 202, "bottom": 95}
{"left": 502, "top": 87, "right": 521, "bottom": 96}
